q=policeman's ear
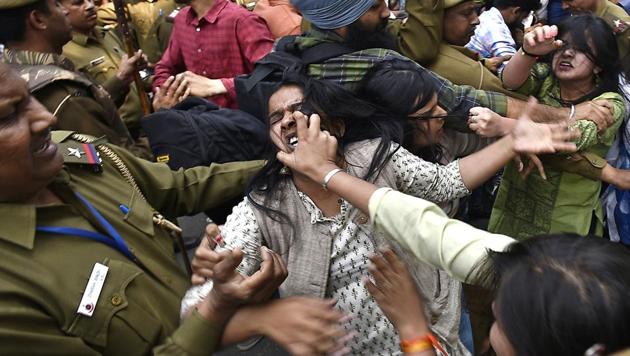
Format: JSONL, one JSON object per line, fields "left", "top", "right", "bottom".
{"left": 28, "top": 8, "right": 51, "bottom": 31}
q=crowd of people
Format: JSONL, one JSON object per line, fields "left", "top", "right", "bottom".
{"left": 0, "top": 0, "right": 629, "bottom": 355}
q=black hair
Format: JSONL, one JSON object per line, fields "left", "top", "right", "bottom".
{"left": 246, "top": 73, "right": 405, "bottom": 225}
{"left": 492, "top": 0, "right": 542, "bottom": 13}
{"left": 472, "top": 234, "right": 630, "bottom": 355}
{"left": 553, "top": 14, "right": 622, "bottom": 103}
{"left": 358, "top": 59, "right": 445, "bottom": 163}
{"left": 0, "top": 0, "right": 50, "bottom": 44}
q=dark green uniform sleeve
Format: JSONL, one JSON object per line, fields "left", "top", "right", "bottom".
{"left": 153, "top": 310, "right": 223, "bottom": 355}
{"left": 108, "top": 143, "right": 265, "bottom": 218}
{"left": 35, "top": 82, "right": 131, "bottom": 148}
{"left": 101, "top": 74, "right": 130, "bottom": 106}
{"left": 388, "top": 0, "right": 444, "bottom": 65}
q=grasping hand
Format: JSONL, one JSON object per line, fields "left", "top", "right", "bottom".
{"left": 276, "top": 111, "right": 339, "bottom": 183}
{"left": 468, "top": 107, "right": 512, "bottom": 137}
{"left": 191, "top": 222, "right": 220, "bottom": 285}
{"left": 483, "top": 55, "right": 512, "bottom": 74}
{"left": 116, "top": 50, "right": 148, "bottom": 84}
{"left": 574, "top": 100, "right": 614, "bottom": 132}
{"left": 256, "top": 297, "right": 351, "bottom": 356}
{"left": 152, "top": 75, "right": 191, "bottom": 110}
{"left": 177, "top": 71, "right": 227, "bottom": 98}
{"left": 365, "top": 249, "right": 431, "bottom": 342}
{"left": 203, "top": 245, "right": 288, "bottom": 316}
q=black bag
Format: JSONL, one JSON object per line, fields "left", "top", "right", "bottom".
{"left": 141, "top": 97, "right": 268, "bottom": 170}
{"left": 235, "top": 36, "right": 355, "bottom": 121}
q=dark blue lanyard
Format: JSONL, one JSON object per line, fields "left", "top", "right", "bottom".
{"left": 36, "top": 191, "right": 135, "bottom": 261}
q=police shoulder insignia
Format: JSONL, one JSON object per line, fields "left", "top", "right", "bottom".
{"left": 59, "top": 141, "right": 103, "bottom": 173}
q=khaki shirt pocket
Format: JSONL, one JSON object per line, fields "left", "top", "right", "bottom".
{"left": 82, "top": 56, "right": 118, "bottom": 84}
{"left": 64, "top": 259, "right": 162, "bottom": 352}
{"left": 122, "top": 189, "right": 155, "bottom": 238}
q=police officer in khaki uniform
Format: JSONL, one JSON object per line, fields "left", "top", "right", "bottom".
{"left": 0, "top": 0, "right": 191, "bottom": 160}
{"left": 97, "top": 0, "right": 183, "bottom": 64}
{"left": 561, "top": 0, "right": 630, "bottom": 60}
{"left": 0, "top": 62, "right": 295, "bottom": 354}
{"left": 62, "top": 0, "right": 148, "bottom": 137}
{"left": 427, "top": 0, "right": 528, "bottom": 99}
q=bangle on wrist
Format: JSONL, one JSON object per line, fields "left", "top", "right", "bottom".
{"left": 322, "top": 168, "right": 343, "bottom": 191}
{"left": 400, "top": 333, "right": 446, "bottom": 354}
{"left": 569, "top": 104, "right": 576, "bottom": 121}
{"left": 520, "top": 47, "right": 539, "bottom": 59}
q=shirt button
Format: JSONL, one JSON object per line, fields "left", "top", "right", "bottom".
{"left": 197, "top": 48, "right": 202, "bottom": 53}
{"left": 111, "top": 294, "right": 123, "bottom": 306}
{"left": 196, "top": 27, "right": 200, "bottom": 32}
{"left": 202, "top": 71, "right": 207, "bottom": 75}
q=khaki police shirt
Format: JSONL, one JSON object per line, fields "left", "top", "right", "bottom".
{"left": 428, "top": 43, "right": 527, "bottom": 100}
{"left": 388, "top": 0, "right": 445, "bottom": 65}
{"left": 97, "top": 0, "right": 181, "bottom": 64}
{"left": 596, "top": 0, "right": 630, "bottom": 60}
{"left": 63, "top": 28, "right": 145, "bottom": 136}
{"left": 0, "top": 131, "right": 264, "bottom": 355}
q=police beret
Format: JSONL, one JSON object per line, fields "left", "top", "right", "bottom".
{"left": 0, "top": 0, "right": 40, "bottom": 10}
{"left": 444, "top": 0, "right": 485, "bottom": 9}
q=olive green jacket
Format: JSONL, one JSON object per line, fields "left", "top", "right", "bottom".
{"left": 1, "top": 48, "right": 152, "bottom": 160}
{"left": 428, "top": 43, "right": 527, "bottom": 99}
{"left": 63, "top": 28, "right": 146, "bottom": 136}
{"left": 0, "top": 131, "right": 264, "bottom": 355}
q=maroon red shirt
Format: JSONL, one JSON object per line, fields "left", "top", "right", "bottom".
{"left": 153, "top": 0, "right": 274, "bottom": 108}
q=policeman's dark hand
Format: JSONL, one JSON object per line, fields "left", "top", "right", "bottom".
{"left": 191, "top": 223, "right": 220, "bottom": 285}
{"left": 116, "top": 50, "right": 148, "bottom": 84}
{"left": 206, "top": 246, "right": 288, "bottom": 310}
{"left": 483, "top": 55, "right": 512, "bottom": 74}
{"left": 152, "top": 75, "right": 190, "bottom": 110}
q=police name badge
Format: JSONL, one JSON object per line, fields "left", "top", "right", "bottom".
{"left": 77, "top": 263, "right": 109, "bottom": 317}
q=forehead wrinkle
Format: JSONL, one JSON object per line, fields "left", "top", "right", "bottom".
{"left": 269, "top": 99, "right": 303, "bottom": 117}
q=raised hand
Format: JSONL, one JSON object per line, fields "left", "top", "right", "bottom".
{"left": 511, "top": 98, "right": 578, "bottom": 155}
{"left": 522, "top": 25, "right": 563, "bottom": 56}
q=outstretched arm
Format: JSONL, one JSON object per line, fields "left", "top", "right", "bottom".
{"left": 276, "top": 112, "right": 515, "bottom": 283}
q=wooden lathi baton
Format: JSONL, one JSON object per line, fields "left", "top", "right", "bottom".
{"left": 112, "top": 0, "right": 152, "bottom": 115}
